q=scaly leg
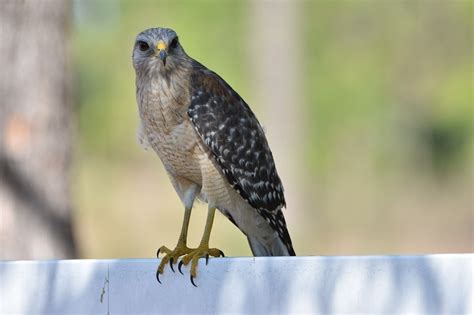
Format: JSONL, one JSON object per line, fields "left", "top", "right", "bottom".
{"left": 179, "top": 207, "right": 225, "bottom": 286}
{"left": 156, "top": 206, "right": 194, "bottom": 283}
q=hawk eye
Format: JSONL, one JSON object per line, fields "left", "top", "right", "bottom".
{"left": 137, "top": 41, "right": 149, "bottom": 52}
{"left": 169, "top": 37, "right": 179, "bottom": 49}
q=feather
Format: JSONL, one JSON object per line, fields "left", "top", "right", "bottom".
{"left": 187, "top": 62, "right": 295, "bottom": 255}
{"left": 187, "top": 62, "right": 286, "bottom": 212}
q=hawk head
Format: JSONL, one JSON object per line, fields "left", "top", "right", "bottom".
{"left": 132, "top": 27, "right": 188, "bottom": 75}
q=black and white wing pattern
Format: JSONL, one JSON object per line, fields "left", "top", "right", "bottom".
{"left": 187, "top": 62, "right": 295, "bottom": 255}
{"left": 187, "top": 64, "right": 285, "bottom": 212}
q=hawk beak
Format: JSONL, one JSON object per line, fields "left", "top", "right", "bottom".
{"left": 156, "top": 40, "right": 167, "bottom": 65}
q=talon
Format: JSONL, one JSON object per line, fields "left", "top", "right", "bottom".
{"left": 205, "top": 254, "right": 209, "bottom": 265}
{"left": 169, "top": 257, "right": 175, "bottom": 272}
{"left": 190, "top": 274, "right": 198, "bottom": 287}
{"left": 178, "top": 260, "right": 185, "bottom": 275}
{"left": 219, "top": 250, "right": 225, "bottom": 257}
{"left": 156, "top": 269, "right": 162, "bottom": 284}
{"left": 156, "top": 248, "right": 161, "bottom": 258}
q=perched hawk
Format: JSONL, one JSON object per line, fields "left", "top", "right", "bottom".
{"left": 132, "top": 27, "right": 295, "bottom": 285}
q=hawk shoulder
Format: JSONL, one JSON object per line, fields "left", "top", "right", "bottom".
{"left": 187, "top": 62, "right": 286, "bottom": 212}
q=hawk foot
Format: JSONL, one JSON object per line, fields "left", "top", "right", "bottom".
{"left": 178, "top": 246, "right": 225, "bottom": 287}
{"left": 156, "top": 244, "right": 193, "bottom": 283}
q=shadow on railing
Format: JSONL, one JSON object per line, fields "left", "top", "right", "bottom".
{"left": 0, "top": 255, "right": 471, "bottom": 314}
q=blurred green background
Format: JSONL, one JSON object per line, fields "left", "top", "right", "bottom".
{"left": 71, "top": 0, "right": 473, "bottom": 258}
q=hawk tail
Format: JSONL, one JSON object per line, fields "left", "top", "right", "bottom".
{"left": 247, "top": 234, "right": 296, "bottom": 256}
{"left": 247, "top": 209, "right": 295, "bottom": 256}
{"left": 247, "top": 210, "right": 296, "bottom": 256}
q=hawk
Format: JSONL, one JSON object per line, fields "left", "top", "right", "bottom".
{"left": 132, "top": 27, "right": 295, "bottom": 285}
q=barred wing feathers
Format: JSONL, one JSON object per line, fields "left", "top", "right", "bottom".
{"left": 187, "top": 66, "right": 285, "bottom": 213}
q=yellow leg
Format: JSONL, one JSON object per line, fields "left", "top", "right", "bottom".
{"left": 156, "top": 206, "right": 194, "bottom": 282}
{"left": 179, "top": 207, "right": 224, "bottom": 286}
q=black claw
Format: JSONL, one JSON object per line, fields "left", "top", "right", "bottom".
{"left": 190, "top": 274, "right": 198, "bottom": 287}
{"left": 178, "top": 260, "right": 185, "bottom": 275}
{"left": 219, "top": 250, "right": 225, "bottom": 257}
{"left": 205, "top": 254, "right": 209, "bottom": 265}
{"left": 156, "top": 248, "right": 161, "bottom": 258}
{"left": 169, "top": 258, "right": 175, "bottom": 272}
{"left": 156, "top": 270, "right": 162, "bottom": 284}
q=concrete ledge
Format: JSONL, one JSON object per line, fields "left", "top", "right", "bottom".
{"left": 0, "top": 254, "right": 472, "bottom": 314}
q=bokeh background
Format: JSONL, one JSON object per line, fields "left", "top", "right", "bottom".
{"left": 1, "top": 0, "right": 472, "bottom": 260}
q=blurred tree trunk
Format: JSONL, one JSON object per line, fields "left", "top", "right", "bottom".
{"left": 249, "top": 2, "right": 306, "bottom": 226}
{"left": 0, "top": 0, "right": 76, "bottom": 259}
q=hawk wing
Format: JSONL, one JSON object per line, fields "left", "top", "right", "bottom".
{"left": 187, "top": 62, "right": 286, "bottom": 212}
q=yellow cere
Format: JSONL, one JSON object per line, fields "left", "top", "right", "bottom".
{"left": 157, "top": 40, "right": 167, "bottom": 51}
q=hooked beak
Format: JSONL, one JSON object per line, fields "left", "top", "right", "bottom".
{"left": 156, "top": 40, "right": 167, "bottom": 66}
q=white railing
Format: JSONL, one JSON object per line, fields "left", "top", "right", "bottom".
{"left": 0, "top": 254, "right": 472, "bottom": 314}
